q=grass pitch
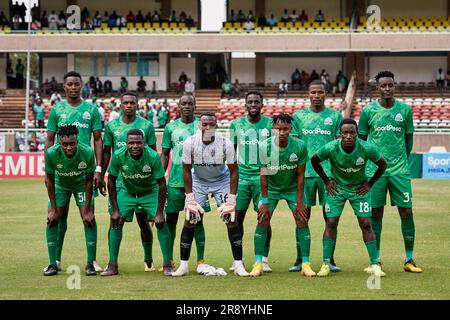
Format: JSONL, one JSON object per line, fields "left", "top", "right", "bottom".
{"left": 0, "top": 179, "right": 449, "bottom": 300}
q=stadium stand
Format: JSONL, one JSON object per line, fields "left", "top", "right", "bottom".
{"left": 357, "top": 16, "right": 450, "bottom": 32}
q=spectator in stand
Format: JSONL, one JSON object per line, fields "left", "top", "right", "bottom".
{"left": 50, "top": 91, "right": 62, "bottom": 106}
{"left": 177, "top": 71, "right": 188, "bottom": 93}
{"left": 277, "top": 80, "right": 288, "bottom": 98}
{"left": 92, "top": 11, "right": 102, "bottom": 27}
{"left": 29, "top": 132, "right": 39, "bottom": 152}
{"left": 247, "top": 10, "right": 255, "bottom": 22}
{"left": 31, "top": 19, "right": 41, "bottom": 30}
{"left": 291, "top": 68, "right": 301, "bottom": 89}
{"left": 30, "top": 4, "right": 39, "bottom": 22}
{"left": 333, "top": 70, "right": 344, "bottom": 95}
{"left": 15, "top": 59, "right": 25, "bottom": 89}
{"left": 89, "top": 76, "right": 96, "bottom": 93}
{"left": 155, "top": 103, "right": 169, "bottom": 128}
{"left": 137, "top": 76, "right": 147, "bottom": 94}
{"left": 152, "top": 11, "right": 161, "bottom": 22}
{"left": 0, "top": 11, "right": 8, "bottom": 27}
{"left": 109, "top": 106, "right": 120, "bottom": 122}
{"left": 120, "top": 77, "right": 128, "bottom": 93}
{"left": 118, "top": 15, "right": 127, "bottom": 28}
{"left": 101, "top": 11, "right": 109, "bottom": 23}
{"left": 315, "top": 10, "right": 325, "bottom": 23}
{"left": 229, "top": 9, "right": 238, "bottom": 22}
{"left": 81, "top": 82, "right": 92, "bottom": 99}
{"left": 320, "top": 69, "right": 332, "bottom": 93}
{"left": 446, "top": 70, "right": 450, "bottom": 89}
{"left": 257, "top": 13, "right": 267, "bottom": 27}
{"left": 58, "top": 11, "right": 66, "bottom": 29}
{"left": 170, "top": 10, "right": 177, "bottom": 22}
{"left": 436, "top": 68, "right": 445, "bottom": 88}
{"left": 310, "top": 69, "right": 320, "bottom": 82}
{"left": 33, "top": 98, "right": 45, "bottom": 128}
{"left": 299, "top": 10, "right": 309, "bottom": 23}
{"left": 81, "top": 7, "right": 90, "bottom": 23}
{"left": 290, "top": 10, "right": 299, "bottom": 23}
{"left": 267, "top": 13, "right": 277, "bottom": 27}
{"left": 150, "top": 81, "right": 158, "bottom": 98}
{"left": 281, "top": 9, "right": 290, "bottom": 23}
{"left": 301, "top": 70, "right": 310, "bottom": 89}
{"left": 184, "top": 78, "right": 195, "bottom": 94}
{"left": 104, "top": 79, "right": 113, "bottom": 94}
{"left": 18, "top": 2, "right": 26, "bottom": 23}
{"left": 145, "top": 12, "right": 152, "bottom": 22}
{"left": 146, "top": 103, "right": 158, "bottom": 127}
{"left": 48, "top": 11, "right": 59, "bottom": 30}
{"left": 40, "top": 11, "right": 48, "bottom": 28}
{"left": 185, "top": 15, "right": 194, "bottom": 27}
{"left": 98, "top": 102, "right": 106, "bottom": 128}
{"left": 6, "top": 62, "right": 14, "bottom": 89}
{"left": 232, "top": 79, "right": 242, "bottom": 98}
{"left": 243, "top": 18, "right": 255, "bottom": 31}
{"left": 95, "top": 77, "right": 103, "bottom": 95}
{"left": 127, "top": 11, "right": 136, "bottom": 24}
{"left": 108, "top": 12, "right": 117, "bottom": 27}
{"left": 136, "top": 10, "right": 145, "bottom": 23}
{"left": 179, "top": 11, "right": 187, "bottom": 22}
{"left": 109, "top": 97, "right": 117, "bottom": 111}
{"left": 221, "top": 79, "right": 233, "bottom": 98}
{"left": 237, "top": 10, "right": 246, "bottom": 23}
{"left": 360, "top": 73, "right": 373, "bottom": 101}
{"left": 49, "top": 77, "right": 58, "bottom": 93}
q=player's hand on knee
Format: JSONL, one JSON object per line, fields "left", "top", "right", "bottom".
{"left": 98, "top": 179, "right": 107, "bottom": 197}
{"left": 111, "top": 210, "right": 122, "bottom": 229}
{"left": 184, "top": 193, "right": 204, "bottom": 225}
{"left": 257, "top": 204, "right": 270, "bottom": 226}
{"left": 295, "top": 201, "right": 308, "bottom": 222}
{"left": 325, "top": 179, "right": 338, "bottom": 197}
{"left": 154, "top": 212, "right": 165, "bottom": 229}
{"left": 82, "top": 207, "right": 95, "bottom": 228}
{"left": 47, "top": 207, "right": 60, "bottom": 227}
{"left": 356, "top": 182, "right": 371, "bottom": 196}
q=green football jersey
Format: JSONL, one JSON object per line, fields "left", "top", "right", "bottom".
{"left": 358, "top": 99, "right": 414, "bottom": 177}
{"left": 108, "top": 146, "right": 165, "bottom": 194}
{"left": 47, "top": 100, "right": 102, "bottom": 145}
{"left": 317, "top": 138, "right": 381, "bottom": 190}
{"left": 259, "top": 136, "right": 308, "bottom": 193}
{"left": 104, "top": 116, "right": 156, "bottom": 152}
{"left": 161, "top": 118, "right": 199, "bottom": 188}
{"left": 292, "top": 107, "right": 343, "bottom": 178}
{"left": 45, "top": 142, "right": 95, "bottom": 190}
{"left": 229, "top": 115, "right": 272, "bottom": 184}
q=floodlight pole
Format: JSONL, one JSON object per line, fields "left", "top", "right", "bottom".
{"left": 24, "top": 0, "right": 31, "bottom": 152}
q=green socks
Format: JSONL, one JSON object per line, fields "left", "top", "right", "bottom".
{"left": 371, "top": 217, "right": 383, "bottom": 260}
{"left": 108, "top": 227, "right": 123, "bottom": 263}
{"left": 84, "top": 221, "right": 97, "bottom": 264}
{"left": 142, "top": 241, "right": 153, "bottom": 261}
{"left": 254, "top": 225, "right": 268, "bottom": 259}
{"left": 295, "top": 227, "right": 302, "bottom": 260}
{"left": 55, "top": 219, "right": 67, "bottom": 261}
{"left": 297, "top": 227, "right": 311, "bottom": 263}
{"left": 46, "top": 224, "right": 59, "bottom": 266}
{"left": 194, "top": 223, "right": 206, "bottom": 261}
{"left": 401, "top": 215, "right": 415, "bottom": 261}
{"left": 263, "top": 245, "right": 270, "bottom": 258}
{"left": 322, "top": 237, "right": 336, "bottom": 264}
{"left": 365, "top": 240, "right": 379, "bottom": 265}
{"left": 167, "top": 222, "right": 177, "bottom": 261}
{"left": 157, "top": 224, "right": 171, "bottom": 264}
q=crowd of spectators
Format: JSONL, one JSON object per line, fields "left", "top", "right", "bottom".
{"left": 1, "top": 5, "right": 196, "bottom": 31}
{"left": 289, "top": 68, "right": 347, "bottom": 95}
{"left": 227, "top": 8, "right": 327, "bottom": 30}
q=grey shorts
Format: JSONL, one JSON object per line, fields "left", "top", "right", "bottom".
{"left": 192, "top": 177, "right": 230, "bottom": 208}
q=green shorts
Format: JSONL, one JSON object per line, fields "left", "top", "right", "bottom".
{"left": 236, "top": 181, "right": 260, "bottom": 212}
{"left": 48, "top": 186, "right": 95, "bottom": 207}
{"left": 370, "top": 175, "right": 412, "bottom": 208}
{"left": 304, "top": 177, "right": 326, "bottom": 207}
{"left": 268, "top": 189, "right": 298, "bottom": 214}
{"left": 108, "top": 189, "right": 158, "bottom": 222}
{"left": 324, "top": 187, "right": 371, "bottom": 218}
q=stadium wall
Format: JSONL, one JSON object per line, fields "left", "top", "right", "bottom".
{"left": 368, "top": 56, "right": 447, "bottom": 83}
{"left": 170, "top": 57, "right": 196, "bottom": 84}
{"left": 42, "top": 55, "right": 67, "bottom": 84}
{"left": 0, "top": 0, "right": 8, "bottom": 16}
{"left": 172, "top": 0, "right": 198, "bottom": 21}
{"left": 231, "top": 58, "right": 256, "bottom": 84}
{"left": 228, "top": 0, "right": 255, "bottom": 16}
{"left": 370, "top": 0, "right": 448, "bottom": 17}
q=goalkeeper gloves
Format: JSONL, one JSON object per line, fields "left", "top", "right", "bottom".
{"left": 217, "top": 194, "right": 237, "bottom": 224}
{"left": 184, "top": 193, "right": 204, "bottom": 225}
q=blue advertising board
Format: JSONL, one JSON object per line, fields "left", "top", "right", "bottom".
{"left": 422, "top": 153, "right": 450, "bottom": 179}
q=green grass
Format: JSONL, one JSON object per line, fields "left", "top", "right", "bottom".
{"left": 0, "top": 179, "right": 449, "bottom": 300}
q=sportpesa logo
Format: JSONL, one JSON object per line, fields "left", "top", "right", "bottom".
{"left": 123, "top": 173, "right": 152, "bottom": 179}
{"left": 338, "top": 166, "right": 362, "bottom": 173}
{"left": 374, "top": 125, "right": 402, "bottom": 132}
{"left": 56, "top": 171, "right": 83, "bottom": 177}
{"left": 302, "top": 127, "right": 332, "bottom": 135}
{"left": 174, "top": 141, "right": 185, "bottom": 146}
{"left": 116, "top": 141, "right": 127, "bottom": 147}
{"left": 240, "top": 140, "right": 259, "bottom": 145}
{"left": 267, "top": 164, "right": 297, "bottom": 171}
{"left": 60, "top": 122, "right": 89, "bottom": 129}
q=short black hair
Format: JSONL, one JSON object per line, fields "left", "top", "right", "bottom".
{"left": 63, "top": 71, "right": 82, "bottom": 82}
{"left": 200, "top": 112, "right": 216, "bottom": 119}
{"left": 272, "top": 113, "right": 293, "bottom": 125}
{"left": 340, "top": 118, "right": 358, "bottom": 130}
{"left": 180, "top": 92, "right": 196, "bottom": 104}
{"left": 245, "top": 91, "right": 263, "bottom": 102}
{"left": 308, "top": 80, "right": 325, "bottom": 90}
{"left": 58, "top": 125, "right": 78, "bottom": 138}
{"left": 375, "top": 71, "right": 395, "bottom": 82}
{"left": 120, "top": 91, "right": 138, "bottom": 100}
{"left": 127, "top": 129, "right": 144, "bottom": 137}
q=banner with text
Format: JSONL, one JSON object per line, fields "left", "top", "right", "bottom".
{"left": 422, "top": 153, "right": 450, "bottom": 179}
{"left": 0, "top": 153, "right": 45, "bottom": 178}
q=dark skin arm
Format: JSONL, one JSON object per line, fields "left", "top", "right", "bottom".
{"left": 101, "top": 145, "right": 112, "bottom": 179}
{"left": 183, "top": 163, "right": 193, "bottom": 194}
{"left": 311, "top": 153, "right": 338, "bottom": 197}
{"left": 93, "top": 130, "right": 104, "bottom": 195}
{"left": 81, "top": 172, "right": 94, "bottom": 227}
{"left": 45, "top": 131, "right": 56, "bottom": 153}
{"left": 161, "top": 148, "right": 171, "bottom": 171}
{"left": 295, "top": 164, "right": 308, "bottom": 221}
{"left": 45, "top": 172, "right": 59, "bottom": 227}
{"left": 405, "top": 133, "right": 413, "bottom": 157}
{"left": 154, "top": 177, "right": 167, "bottom": 228}
{"left": 258, "top": 168, "right": 270, "bottom": 225}
{"left": 107, "top": 174, "right": 122, "bottom": 228}
{"left": 356, "top": 157, "right": 387, "bottom": 195}
{"left": 149, "top": 144, "right": 157, "bottom": 152}
{"left": 227, "top": 163, "right": 238, "bottom": 195}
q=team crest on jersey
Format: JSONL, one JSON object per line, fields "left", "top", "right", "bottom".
{"left": 395, "top": 113, "right": 403, "bottom": 122}
{"left": 289, "top": 153, "right": 298, "bottom": 162}
{"left": 356, "top": 157, "right": 365, "bottom": 166}
{"left": 60, "top": 114, "right": 67, "bottom": 119}
{"left": 324, "top": 117, "right": 333, "bottom": 125}
{"left": 261, "top": 128, "right": 269, "bottom": 137}
{"left": 122, "top": 165, "right": 129, "bottom": 171}
{"left": 114, "top": 130, "right": 121, "bottom": 136}
{"left": 83, "top": 111, "right": 91, "bottom": 120}
{"left": 143, "top": 165, "right": 152, "bottom": 173}
{"left": 78, "top": 161, "right": 87, "bottom": 170}
{"left": 57, "top": 164, "right": 63, "bottom": 169}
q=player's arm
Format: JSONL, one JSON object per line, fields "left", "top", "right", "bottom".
{"left": 161, "top": 148, "right": 171, "bottom": 171}
{"left": 45, "top": 172, "right": 58, "bottom": 226}
{"left": 258, "top": 167, "right": 270, "bottom": 225}
{"left": 107, "top": 174, "right": 121, "bottom": 228}
{"left": 405, "top": 133, "right": 413, "bottom": 157}
{"left": 311, "top": 153, "right": 337, "bottom": 196}
{"left": 405, "top": 108, "right": 414, "bottom": 157}
{"left": 356, "top": 157, "right": 387, "bottom": 195}
{"left": 227, "top": 163, "right": 238, "bottom": 195}
{"left": 295, "top": 164, "right": 308, "bottom": 219}
{"left": 183, "top": 162, "right": 193, "bottom": 194}
{"left": 357, "top": 108, "right": 369, "bottom": 141}
{"left": 82, "top": 172, "right": 95, "bottom": 227}
{"left": 92, "top": 130, "right": 104, "bottom": 194}
{"left": 154, "top": 177, "right": 167, "bottom": 227}
{"left": 45, "top": 108, "right": 58, "bottom": 152}
{"left": 182, "top": 140, "right": 204, "bottom": 224}
{"left": 101, "top": 145, "right": 112, "bottom": 178}
{"left": 160, "top": 126, "right": 172, "bottom": 170}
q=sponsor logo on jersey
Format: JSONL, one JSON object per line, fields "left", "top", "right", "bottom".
{"left": 57, "top": 164, "right": 63, "bottom": 169}
{"left": 395, "top": 113, "right": 404, "bottom": 122}
{"left": 123, "top": 173, "right": 152, "bottom": 179}
{"left": 240, "top": 140, "right": 259, "bottom": 145}
{"left": 338, "top": 166, "right": 362, "bottom": 173}
{"left": 114, "top": 130, "right": 121, "bottom": 136}
{"left": 174, "top": 140, "right": 185, "bottom": 146}
{"left": 83, "top": 111, "right": 91, "bottom": 120}
{"left": 116, "top": 141, "right": 127, "bottom": 147}
{"left": 60, "top": 122, "right": 89, "bottom": 129}
{"left": 57, "top": 171, "right": 83, "bottom": 177}
{"left": 261, "top": 128, "right": 270, "bottom": 137}
{"left": 78, "top": 161, "right": 87, "bottom": 170}
{"left": 60, "top": 114, "right": 67, "bottom": 119}
{"left": 122, "top": 165, "right": 129, "bottom": 171}
{"left": 143, "top": 165, "right": 152, "bottom": 173}
{"left": 289, "top": 153, "right": 298, "bottom": 162}
{"left": 356, "top": 157, "right": 365, "bottom": 166}
{"left": 324, "top": 117, "right": 333, "bottom": 125}
{"left": 267, "top": 164, "right": 297, "bottom": 171}
{"left": 302, "top": 127, "right": 332, "bottom": 135}
{"left": 374, "top": 125, "right": 402, "bottom": 132}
